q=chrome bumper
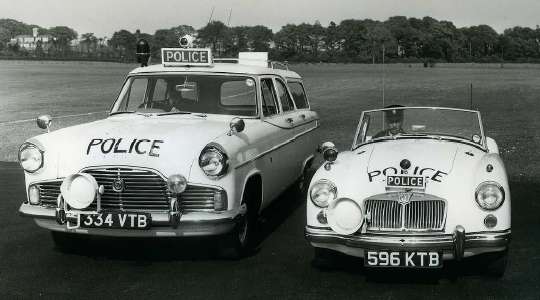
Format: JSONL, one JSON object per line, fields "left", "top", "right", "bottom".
{"left": 19, "top": 203, "right": 239, "bottom": 237}
{"left": 305, "top": 225, "right": 511, "bottom": 259}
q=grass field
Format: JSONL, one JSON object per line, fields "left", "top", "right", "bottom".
{"left": 1, "top": 60, "right": 539, "bottom": 181}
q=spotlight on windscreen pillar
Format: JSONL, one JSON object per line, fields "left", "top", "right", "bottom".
{"left": 136, "top": 39, "right": 151, "bottom": 67}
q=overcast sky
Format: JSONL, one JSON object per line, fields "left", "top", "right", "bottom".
{"left": 1, "top": 0, "right": 539, "bottom": 38}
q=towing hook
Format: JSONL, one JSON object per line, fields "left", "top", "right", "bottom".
{"left": 169, "top": 197, "right": 181, "bottom": 229}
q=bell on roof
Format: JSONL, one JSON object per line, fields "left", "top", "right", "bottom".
{"left": 136, "top": 39, "right": 151, "bottom": 67}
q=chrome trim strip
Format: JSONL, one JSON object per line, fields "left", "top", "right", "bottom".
{"left": 234, "top": 123, "right": 319, "bottom": 169}
{"left": 305, "top": 226, "right": 511, "bottom": 251}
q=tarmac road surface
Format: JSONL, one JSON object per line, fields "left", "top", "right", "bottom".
{"left": 1, "top": 161, "right": 539, "bottom": 299}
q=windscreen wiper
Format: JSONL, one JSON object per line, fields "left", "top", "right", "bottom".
{"left": 109, "top": 111, "right": 136, "bottom": 116}
{"left": 157, "top": 111, "right": 192, "bottom": 116}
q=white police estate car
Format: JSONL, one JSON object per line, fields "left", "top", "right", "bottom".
{"left": 18, "top": 43, "right": 319, "bottom": 256}
{"left": 305, "top": 106, "right": 510, "bottom": 276}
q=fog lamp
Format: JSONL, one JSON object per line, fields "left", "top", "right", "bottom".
{"left": 327, "top": 198, "right": 363, "bottom": 235}
{"left": 60, "top": 173, "right": 98, "bottom": 210}
{"left": 28, "top": 185, "right": 40, "bottom": 205}
{"left": 484, "top": 214, "right": 498, "bottom": 228}
{"left": 167, "top": 174, "right": 187, "bottom": 194}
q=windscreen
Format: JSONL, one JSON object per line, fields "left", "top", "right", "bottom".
{"left": 112, "top": 75, "right": 258, "bottom": 117}
{"left": 355, "top": 107, "right": 484, "bottom": 147}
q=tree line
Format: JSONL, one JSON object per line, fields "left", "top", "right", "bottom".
{"left": 1, "top": 17, "right": 540, "bottom": 63}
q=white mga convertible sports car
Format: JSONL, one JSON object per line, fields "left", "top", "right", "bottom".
{"left": 305, "top": 106, "right": 510, "bottom": 276}
{"left": 18, "top": 44, "right": 319, "bottom": 256}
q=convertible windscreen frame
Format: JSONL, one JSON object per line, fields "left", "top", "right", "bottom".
{"left": 352, "top": 107, "right": 487, "bottom": 151}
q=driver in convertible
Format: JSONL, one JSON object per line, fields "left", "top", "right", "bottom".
{"left": 374, "top": 104, "right": 406, "bottom": 138}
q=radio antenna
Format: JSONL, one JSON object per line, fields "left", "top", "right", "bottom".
{"left": 469, "top": 82, "right": 473, "bottom": 109}
{"left": 382, "top": 43, "right": 386, "bottom": 108}
{"left": 227, "top": 8, "right": 232, "bottom": 26}
{"left": 207, "top": 6, "right": 215, "bottom": 24}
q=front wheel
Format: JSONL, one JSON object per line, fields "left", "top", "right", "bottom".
{"left": 221, "top": 189, "right": 259, "bottom": 259}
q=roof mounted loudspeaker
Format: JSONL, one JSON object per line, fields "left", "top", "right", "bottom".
{"left": 238, "top": 52, "right": 268, "bottom": 67}
{"left": 136, "top": 39, "right": 151, "bottom": 67}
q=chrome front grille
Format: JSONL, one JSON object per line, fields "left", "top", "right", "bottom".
{"left": 83, "top": 167, "right": 169, "bottom": 211}
{"left": 365, "top": 194, "right": 446, "bottom": 232}
{"left": 38, "top": 180, "right": 62, "bottom": 206}
{"left": 404, "top": 200, "right": 446, "bottom": 230}
{"left": 34, "top": 167, "right": 219, "bottom": 212}
{"left": 179, "top": 185, "right": 218, "bottom": 211}
{"left": 364, "top": 200, "right": 402, "bottom": 229}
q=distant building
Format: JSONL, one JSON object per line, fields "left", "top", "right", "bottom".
{"left": 9, "top": 33, "right": 53, "bottom": 51}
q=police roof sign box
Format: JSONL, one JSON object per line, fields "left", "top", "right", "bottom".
{"left": 162, "top": 48, "right": 212, "bottom": 66}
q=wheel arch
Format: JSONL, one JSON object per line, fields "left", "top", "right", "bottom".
{"left": 240, "top": 170, "right": 263, "bottom": 214}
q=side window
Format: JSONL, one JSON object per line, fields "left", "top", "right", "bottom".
{"left": 261, "top": 78, "right": 279, "bottom": 117}
{"left": 288, "top": 82, "right": 309, "bottom": 109}
{"left": 275, "top": 79, "right": 295, "bottom": 112}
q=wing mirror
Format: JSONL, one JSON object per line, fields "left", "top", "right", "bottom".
{"left": 36, "top": 115, "right": 52, "bottom": 132}
{"left": 228, "top": 118, "right": 245, "bottom": 135}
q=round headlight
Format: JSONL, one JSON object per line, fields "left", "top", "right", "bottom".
{"left": 309, "top": 179, "right": 337, "bottom": 208}
{"left": 18, "top": 143, "right": 43, "bottom": 173}
{"left": 199, "top": 146, "right": 228, "bottom": 177}
{"left": 475, "top": 181, "right": 505, "bottom": 211}
{"left": 167, "top": 174, "right": 187, "bottom": 194}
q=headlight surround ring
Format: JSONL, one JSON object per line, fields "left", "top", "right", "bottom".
{"left": 475, "top": 181, "right": 505, "bottom": 211}
{"left": 309, "top": 179, "right": 337, "bottom": 208}
{"left": 199, "top": 145, "right": 229, "bottom": 178}
{"left": 18, "top": 142, "right": 44, "bottom": 173}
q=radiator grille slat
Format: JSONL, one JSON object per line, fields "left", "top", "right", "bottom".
{"left": 34, "top": 167, "right": 219, "bottom": 212}
{"left": 365, "top": 196, "right": 446, "bottom": 232}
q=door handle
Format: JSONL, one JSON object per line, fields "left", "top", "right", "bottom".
{"left": 286, "top": 118, "right": 294, "bottom": 124}
{"left": 300, "top": 114, "right": 306, "bottom": 120}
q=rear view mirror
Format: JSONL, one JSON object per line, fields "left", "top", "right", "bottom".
{"left": 175, "top": 82, "right": 196, "bottom": 92}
